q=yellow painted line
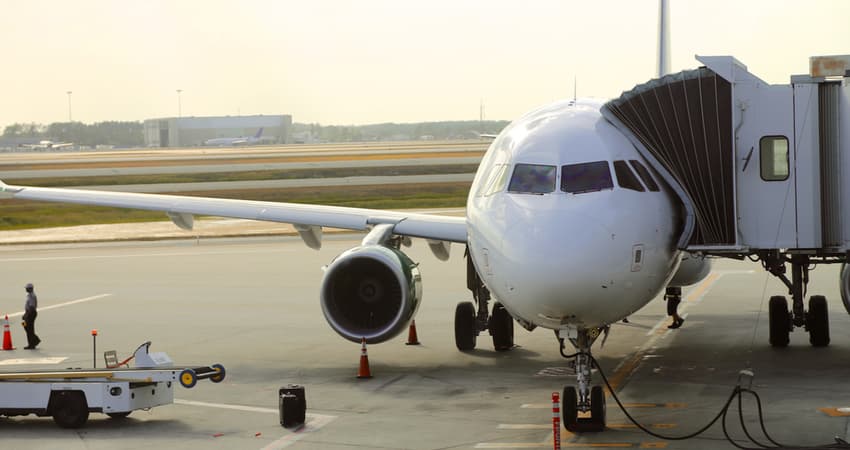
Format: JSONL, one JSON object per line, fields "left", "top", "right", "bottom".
{"left": 819, "top": 407, "right": 850, "bottom": 417}
{"left": 685, "top": 273, "right": 721, "bottom": 302}
{"left": 607, "top": 423, "right": 676, "bottom": 430}
{"left": 475, "top": 444, "right": 639, "bottom": 449}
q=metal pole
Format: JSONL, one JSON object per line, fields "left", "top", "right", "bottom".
{"left": 66, "top": 91, "right": 72, "bottom": 122}
{"left": 176, "top": 89, "right": 182, "bottom": 118}
{"left": 91, "top": 329, "right": 98, "bottom": 368}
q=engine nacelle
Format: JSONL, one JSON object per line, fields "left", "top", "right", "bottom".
{"left": 320, "top": 245, "right": 422, "bottom": 344}
{"left": 668, "top": 252, "right": 711, "bottom": 287}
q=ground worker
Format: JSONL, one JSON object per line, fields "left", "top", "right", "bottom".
{"left": 23, "top": 283, "right": 40, "bottom": 349}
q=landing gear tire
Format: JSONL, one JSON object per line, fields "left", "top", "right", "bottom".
{"left": 808, "top": 295, "right": 830, "bottom": 347}
{"left": 589, "top": 385, "right": 606, "bottom": 431}
{"left": 769, "top": 295, "right": 790, "bottom": 348}
{"left": 51, "top": 391, "right": 89, "bottom": 429}
{"left": 454, "top": 301, "right": 477, "bottom": 351}
{"left": 489, "top": 302, "right": 514, "bottom": 351}
{"left": 561, "top": 386, "right": 578, "bottom": 432}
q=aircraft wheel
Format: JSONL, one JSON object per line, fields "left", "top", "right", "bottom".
{"left": 454, "top": 302, "right": 477, "bottom": 351}
{"left": 562, "top": 386, "right": 578, "bottom": 432}
{"left": 808, "top": 295, "right": 830, "bottom": 347}
{"left": 590, "top": 385, "right": 606, "bottom": 431}
{"left": 489, "top": 303, "right": 514, "bottom": 351}
{"left": 51, "top": 391, "right": 89, "bottom": 429}
{"left": 768, "top": 295, "right": 790, "bottom": 347}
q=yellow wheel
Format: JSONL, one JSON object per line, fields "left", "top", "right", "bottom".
{"left": 210, "top": 363, "right": 226, "bottom": 383}
{"left": 179, "top": 369, "right": 197, "bottom": 388}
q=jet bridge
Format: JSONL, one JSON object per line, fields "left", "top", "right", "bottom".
{"left": 602, "top": 55, "right": 850, "bottom": 255}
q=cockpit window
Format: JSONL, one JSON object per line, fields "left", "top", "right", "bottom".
{"left": 561, "top": 161, "right": 614, "bottom": 194}
{"left": 614, "top": 160, "right": 646, "bottom": 192}
{"left": 628, "top": 160, "right": 660, "bottom": 192}
{"left": 508, "top": 164, "right": 557, "bottom": 194}
{"left": 482, "top": 164, "right": 511, "bottom": 196}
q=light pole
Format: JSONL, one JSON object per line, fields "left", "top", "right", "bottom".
{"left": 66, "top": 91, "right": 73, "bottom": 122}
{"left": 176, "top": 89, "right": 182, "bottom": 118}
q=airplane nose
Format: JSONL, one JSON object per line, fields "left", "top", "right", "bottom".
{"left": 498, "top": 207, "right": 617, "bottom": 326}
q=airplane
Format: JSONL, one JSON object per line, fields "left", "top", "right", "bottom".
{"left": 0, "top": 0, "right": 834, "bottom": 434}
{"left": 203, "top": 127, "right": 267, "bottom": 146}
{"left": 21, "top": 140, "right": 74, "bottom": 150}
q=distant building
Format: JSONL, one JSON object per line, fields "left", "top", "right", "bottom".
{"left": 143, "top": 115, "right": 292, "bottom": 147}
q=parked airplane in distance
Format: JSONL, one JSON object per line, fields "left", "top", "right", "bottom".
{"left": 203, "top": 128, "right": 267, "bottom": 146}
{"left": 21, "top": 140, "right": 73, "bottom": 150}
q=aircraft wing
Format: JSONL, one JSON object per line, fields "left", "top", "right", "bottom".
{"left": 0, "top": 181, "right": 468, "bottom": 247}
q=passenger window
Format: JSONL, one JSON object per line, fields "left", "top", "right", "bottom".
{"left": 613, "top": 160, "right": 645, "bottom": 192}
{"left": 561, "top": 161, "right": 614, "bottom": 194}
{"left": 628, "top": 160, "right": 659, "bottom": 192}
{"left": 760, "top": 136, "right": 789, "bottom": 181}
{"left": 507, "top": 164, "right": 556, "bottom": 194}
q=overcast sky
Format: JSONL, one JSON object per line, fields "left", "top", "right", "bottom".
{"left": 1, "top": 0, "right": 848, "bottom": 128}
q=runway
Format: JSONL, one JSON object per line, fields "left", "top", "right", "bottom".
{"left": 2, "top": 234, "right": 850, "bottom": 449}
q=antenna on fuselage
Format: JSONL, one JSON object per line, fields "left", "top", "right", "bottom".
{"left": 657, "top": 0, "right": 671, "bottom": 77}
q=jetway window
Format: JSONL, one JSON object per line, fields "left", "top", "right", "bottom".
{"left": 560, "top": 161, "right": 613, "bottom": 194}
{"left": 760, "top": 136, "right": 789, "bottom": 181}
{"left": 508, "top": 164, "right": 556, "bottom": 194}
{"left": 628, "top": 160, "right": 660, "bottom": 192}
{"left": 613, "top": 160, "right": 645, "bottom": 192}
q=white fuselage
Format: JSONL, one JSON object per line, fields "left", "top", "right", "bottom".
{"left": 466, "top": 99, "right": 682, "bottom": 330}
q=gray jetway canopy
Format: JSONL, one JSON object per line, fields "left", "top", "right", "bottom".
{"left": 602, "top": 55, "right": 850, "bottom": 255}
{"left": 603, "top": 66, "right": 734, "bottom": 248}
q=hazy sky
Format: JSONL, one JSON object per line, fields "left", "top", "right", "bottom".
{"left": 1, "top": 0, "right": 848, "bottom": 128}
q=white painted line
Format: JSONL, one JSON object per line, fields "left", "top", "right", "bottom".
{"left": 0, "top": 357, "right": 68, "bottom": 366}
{"left": 175, "top": 398, "right": 278, "bottom": 414}
{"left": 173, "top": 398, "right": 337, "bottom": 450}
{"left": 6, "top": 293, "right": 112, "bottom": 319}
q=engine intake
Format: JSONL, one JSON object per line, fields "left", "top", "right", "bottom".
{"left": 320, "top": 245, "right": 422, "bottom": 344}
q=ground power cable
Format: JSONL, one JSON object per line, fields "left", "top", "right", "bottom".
{"left": 566, "top": 353, "right": 850, "bottom": 450}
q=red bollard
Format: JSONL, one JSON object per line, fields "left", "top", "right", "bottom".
{"left": 552, "top": 392, "right": 561, "bottom": 450}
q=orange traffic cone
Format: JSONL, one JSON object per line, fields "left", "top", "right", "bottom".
{"left": 405, "top": 320, "right": 420, "bottom": 345}
{"left": 356, "top": 337, "right": 372, "bottom": 379}
{"left": 2, "top": 315, "right": 14, "bottom": 351}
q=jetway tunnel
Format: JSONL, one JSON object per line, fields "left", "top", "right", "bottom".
{"left": 602, "top": 55, "right": 850, "bottom": 254}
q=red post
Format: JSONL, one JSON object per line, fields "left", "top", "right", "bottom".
{"left": 552, "top": 391, "right": 561, "bottom": 449}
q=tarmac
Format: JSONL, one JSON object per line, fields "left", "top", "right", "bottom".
{"left": 1, "top": 225, "right": 850, "bottom": 449}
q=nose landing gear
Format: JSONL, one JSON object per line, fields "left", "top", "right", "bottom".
{"left": 558, "top": 327, "right": 607, "bottom": 432}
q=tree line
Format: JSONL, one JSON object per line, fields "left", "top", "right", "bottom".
{"left": 2, "top": 121, "right": 144, "bottom": 147}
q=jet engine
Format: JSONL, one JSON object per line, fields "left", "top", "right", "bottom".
{"left": 320, "top": 245, "right": 422, "bottom": 344}
{"left": 668, "top": 252, "right": 711, "bottom": 287}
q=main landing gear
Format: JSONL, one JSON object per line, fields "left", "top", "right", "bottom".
{"left": 558, "top": 327, "right": 606, "bottom": 432}
{"left": 762, "top": 253, "right": 830, "bottom": 348}
{"left": 455, "top": 250, "right": 515, "bottom": 351}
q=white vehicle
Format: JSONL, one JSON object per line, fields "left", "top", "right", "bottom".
{"left": 21, "top": 140, "right": 73, "bottom": 150}
{"left": 0, "top": 343, "right": 225, "bottom": 428}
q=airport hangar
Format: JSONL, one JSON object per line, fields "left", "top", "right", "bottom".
{"left": 142, "top": 114, "right": 293, "bottom": 147}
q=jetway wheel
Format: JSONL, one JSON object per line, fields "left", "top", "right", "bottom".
{"left": 808, "top": 295, "right": 830, "bottom": 347}
{"left": 769, "top": 296, "right": 790, "bottom": 348}
{"left": 454, "top": 302, "right": 477, "bottom": 351}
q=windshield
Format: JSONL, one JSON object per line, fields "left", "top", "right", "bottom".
{"left": 561, "top": 161, "right": 613, "bottom": 194}
{"left": 507, "top": 164, "right": 557, "bottom": 194}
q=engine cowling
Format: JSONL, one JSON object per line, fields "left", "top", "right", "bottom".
{"left": 320, "top": 245, "right": 422, "bottom": 344}
{"left": 668, "top": 252, "right": 711, "bottom": 287}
